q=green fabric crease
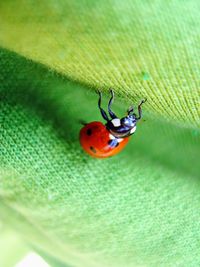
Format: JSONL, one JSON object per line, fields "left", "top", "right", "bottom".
{"left": 1, "top": 49, "right": 200, "bottom": 267}
{"left": 0, "top": 0, "right": 199, "bottom": 128}
{"left": 0, "top": 1, "right": 200, "bottom": 267}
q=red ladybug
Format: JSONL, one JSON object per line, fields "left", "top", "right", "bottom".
{"left": 80, "top": 89, "right": 146, "bottom": 158}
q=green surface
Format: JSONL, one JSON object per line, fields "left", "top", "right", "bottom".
{"left": 0, "top": 0, "right": 199, "bottom": 128}
{"left": 0, "top": 1, "right": 200, "bottom": 267}
{"left": 0, "top": 225, "right": 29, "bottom": 267}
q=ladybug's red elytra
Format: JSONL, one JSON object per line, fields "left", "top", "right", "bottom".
{"left": 79, "top": 89, "right": 146, "bottom": 158}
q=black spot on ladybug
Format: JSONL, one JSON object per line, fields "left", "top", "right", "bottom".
{"left": 108, "top": 139, "right": 119, "bottom": 148}
{"left": 90, "top": 146, "right": 96, "bottom": 153}
{"left": 87, "top": 129, "right": 92, "bottom": 136}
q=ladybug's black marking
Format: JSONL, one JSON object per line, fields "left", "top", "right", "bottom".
{"left": 90, "top": 146, "right": 96, "bottom": 153}
{"left": 87, "top": 129, "right": 92, "bottom": 136}
{"left": 108, "top": 139, "right": 119, "bottom": 148}
{"left": 97, "top": 89, "right": 146, "bottom": 138}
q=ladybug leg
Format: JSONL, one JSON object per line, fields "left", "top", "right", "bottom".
{"left": 98, "top": 91, "right": 109, "bottom": 121}
{"left": 136, "top": 98, "right": 147, "bottom": 120}
{"left": 127, "top": 106, "right": 134, "bottom": 115}
{"left": 79, "top": 119, "right": 87, "bottom": 125}
{"left": 108, "top": 138, "right": 119, "bottom": 148}
{"left": 108, "top": 89, "right": 117, "bottom": 119}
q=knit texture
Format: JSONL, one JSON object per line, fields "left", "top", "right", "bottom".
{"left": 0, "top": 1, "right": 200, "bottom": 267}
{"left": 0, "top": 0, "right": 199, "bottom": 128}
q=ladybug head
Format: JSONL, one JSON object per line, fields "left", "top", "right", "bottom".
{"left": 115, "top": 108, "right": 137, "bottom": 136}
{"left": 121, "top": 105, "right": 137, "bottom": 125}
{"left": 121, "top": 113, "right": 137, "bottom": 128}
{"left": 97, "top": 89, "right": 146, "bottom": 138}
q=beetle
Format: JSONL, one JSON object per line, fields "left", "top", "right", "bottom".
{"left": 79, "top": 89, "right": 146, "bottom": 158}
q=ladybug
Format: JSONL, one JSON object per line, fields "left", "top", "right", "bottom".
{"left": 79, "top": 89, "right": 146, "bottom": 158}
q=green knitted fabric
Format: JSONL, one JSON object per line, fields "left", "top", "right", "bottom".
{"left": 1, "top": 0, "right": 200, "bottom": 128}
{"left": 0, "top": 1, "right": 200, "bottom": 267}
